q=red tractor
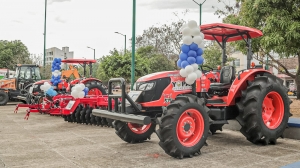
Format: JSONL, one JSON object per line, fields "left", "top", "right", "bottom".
{"left": 92, "top": 23, "right": 292, "bottom": 159}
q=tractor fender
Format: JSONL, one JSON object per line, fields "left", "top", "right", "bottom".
{"left": 80, "top": 78, "right": 102, "bottom": 85}
{"left": 227, "top": 69, "right": 270, "bottom": 106}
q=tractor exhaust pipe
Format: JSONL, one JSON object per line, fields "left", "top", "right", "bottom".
{"left": 92, "top": 109, "right": 151, "bottom": 125}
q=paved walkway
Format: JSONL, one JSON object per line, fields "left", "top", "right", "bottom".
{"left": 1, "top": 104, "right": 300, "bottom": 168}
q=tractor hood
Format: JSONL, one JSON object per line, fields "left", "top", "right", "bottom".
{"left": 137, "top": 70, "right": 180, "bottom": 82}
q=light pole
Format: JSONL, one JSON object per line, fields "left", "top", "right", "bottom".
{"left": 192, "top": 0, "right": 207, "bottom": 25}
{"left": 43, "top": 0, "right": 47, "bottom": 79}
{"left": 114, "top": 32, "right": 126, "bottom": 54}
{"left": 131, "top": 0, "right": 136, "bottom": 90}
{"left": 87, "top": 46, "right": 95, "bottom": 60}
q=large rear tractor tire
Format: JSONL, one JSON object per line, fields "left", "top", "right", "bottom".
{"left": 157, "top": 94, "right": 210, "bottom": 159}
{"left": 114, "top": 120, "right": 156, "bottom": 143}
{"left": 84, "top": 80, "right": 107, "bottom": 96}
{"left": 236, "top": 74, "right": 292, "bottom": 145}
{"left": 0, "top": 91, "right": 9, "bottom": 106}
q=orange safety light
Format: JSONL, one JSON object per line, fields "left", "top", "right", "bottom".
{"left": 217, "top": 65, "right": 221, "bottom": 70}
{"left": 251, "top": 62, "right": 255, "bottom": 68}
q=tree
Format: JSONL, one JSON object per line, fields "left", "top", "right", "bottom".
{"left": 0, "top": 40, "right": 31, "bottom": 70}
{"left": 213, "top": 0, "right": 300, "bottom": 99}
{"left": 97, "top": 48, "right": 150, "bottom": 83}
{"left": 134, "top": 10, "right": 190, "bottom": 65}
{"left": 137, "top": 46, "right": 175, "bottom": 73}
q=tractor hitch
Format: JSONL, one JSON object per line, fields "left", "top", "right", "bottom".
{"left": 92, "top": 109, "right": 151, "bottom": 125}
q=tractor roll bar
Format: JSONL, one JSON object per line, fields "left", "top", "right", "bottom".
{"left": 107, "top": 78, "right": 126, "bottom": 112}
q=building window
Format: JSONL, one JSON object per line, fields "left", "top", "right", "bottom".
{"left": 234, "top": 59, "right": 240, "bottom": 67}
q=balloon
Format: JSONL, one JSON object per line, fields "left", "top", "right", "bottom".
{"left": 198, "top": 42, "right": 205, "bottom": 49}
{"left": 55, "top": 63, "right": 60, "bottom": 66}
{"left": 199, "top": 32, "right": 204, "bottom": 39}
{"left": 179, "top": 24, "right": 188, "bottom": 32}
{"left": 191, "top": 63, "right": 199, "bottom": 71}
{"left": 188, "top": 50, "right": 197, "bottom": 57}
{"left": 179, "top": 68, "right": 188, "bottom": 77}
{"left": 187, "top": 72, "right": 197, "bottom": 81}
{"left": 195, "top": 70, "right": 202, "bottom": 78}
{"left": 53, "top": 72, "right": 58, "bottom": 77}
{"left": 177, "top": 59, "right": 182, "bottom": 67}
{"left": 181, "top": 61, "right": 189, "bottom": 68}
{"left": 185, "top": 65, "right": 194, "bottom": 74}
{"left": 71, "top": 91, "right": 78, "bottom": 98}
{"left": 182, "top": 27, "right": 192, "bottom": 36}
{"left": 181, "top": 44, "right": 190, "bottom": 54}
{"left": 75, "top": 86, "right": 82, "bottom": 91}
{"left": 187, "top": 57, "right": 196, "bottom": 64}
{"left": 189, "top": 43, "right": 198, "bottom": 51}
{"left": 77, "top": 91, "right": 85, "bottom": 98}
{"left": 191, "top": 28, "right": 201, "bottom": 36}
{"left": 84, "top": 87, "right": 89, "bottom": 93}
{"left": 193, "top": 36, "right": 203, "bottom": 46}
{"left": 40, "top": 85, "right": 45, "bottom": 91}
{"left": 185, "top": 77, "right": 194, "bottom": 85}
{"left": 188, "top": 20, "right": 198, "bottom": 29}
{"left": 179, "top": 53, "right": 188, "bottom": 61}
{"left": 79, "top": 83, "right": 85, "bottom": 90}
{"left": 196, "top": 48, "right": 203, "bottom": 56}
{"left": 182, "top": 36, "right": 193, "bottom": 45}
{"left": 196, "top": 56, "right": 204, "bottom": 64}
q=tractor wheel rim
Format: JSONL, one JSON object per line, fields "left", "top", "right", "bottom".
{"left": 262, "top": 91, "right": 284, "bottom": 129}
{"left": 88, "top": 88, "right": 102, "bottom": 96}
{"left": 127, "top": 123, "right": 152, "bottom": 134}
{"left": 176, "top": 108, "right": 204, "bottom": 147}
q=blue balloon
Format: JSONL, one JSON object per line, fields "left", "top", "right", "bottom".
{"left": 196, "top": 56, "right": 204, "bottom": 64}
{"left": 188, "top": 50, "right": 197, "bottom": 57}
{"left": 51, "top": 68, "right": 54, "bottom": 72}
{"left": 190, "top": 43, "right": 198, "bottom": 51}
{"left": 54, "top": 58, "right": 58, "bottom": 63}
{"left": 187, "top": 57, "right": 196, "bottom": 64}
{"left": 197, "top": 48, "right": 203, "bottom": 56}
{"left": 179, "top": 53, "right": 188, "bottom": 61}
{"left": 181, "top": 61, "right": 189, "bottom": 68}
{"left": 181, "top": 44, "right": 190, "bottom": 54}
{"left": 177, "top": 59, "right": 182, "bottom": 67}
{"left": 55, "top": 63, "right": 60, "bottom": 66}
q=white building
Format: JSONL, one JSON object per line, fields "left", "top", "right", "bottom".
{"left": 45, "top": 47, "right": 74, "bottom": 67}
{"left": 228, "top": 51, "right": 260, "bottom": 73}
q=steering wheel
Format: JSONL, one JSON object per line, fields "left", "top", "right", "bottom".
{"left": 199, "top": 65, "right": 214, "bottom": 73}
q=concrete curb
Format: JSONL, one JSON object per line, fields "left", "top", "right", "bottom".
{"left": 223, "top": 118, "right": 300, "bottom": 140}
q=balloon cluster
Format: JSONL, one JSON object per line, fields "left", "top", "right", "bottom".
{"left": 71, "top": 83, "right": 89, "bottom": 98}
{"left": 50, "top": 58, "right": 62, "bottom": 86}
{"left": 177, "top": 20, "right": 205, "bottom": 85}
{"left": 40, "top": 82, "right": 58, "bottom": 96}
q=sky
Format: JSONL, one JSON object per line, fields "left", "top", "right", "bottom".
{"left": 0, "top": 0, "right": 235, "bottom": 60}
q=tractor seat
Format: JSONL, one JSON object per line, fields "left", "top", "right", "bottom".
{"left": 210, "top": 66, "right": 236, "bottom": 91}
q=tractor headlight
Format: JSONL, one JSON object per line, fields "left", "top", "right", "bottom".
{"left": 137, "top": 82, "right": 155, "bottom": 91}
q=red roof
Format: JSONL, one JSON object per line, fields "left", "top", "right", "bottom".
{"left": 200, "top": 23, "right": 263, "bottom": 42}
{"left": 61, "top": 59, "right": 96, "bottom": 64}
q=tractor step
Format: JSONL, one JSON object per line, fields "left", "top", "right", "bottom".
{"left": 92, "top": 109, "right": 151, "bottom": 125}
{"left": 212, "top": 120, "right": 228, "bottom": 125}
{"left": 16, "top": 96, "right": 26, "bottom": 101}
{"left": 108, "top": 94, "right": 122, "bottom": 98}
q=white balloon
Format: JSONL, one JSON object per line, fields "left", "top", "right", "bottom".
{"left": 182, "top": 27, "right": 192, "bottom": 36}
{"left": 179, "top": 23, "right": 188, "bottom": 32}
{"left": 44, "top": 85, "right": 51, "bottom": 90}
{"left": 54, "top": 70, "right": 60, "bottom": 74}
{"left": 179, "top": 68, "right": 188, "bottom": 77}
{"left": 185, "top": 77, "right": 194, "bottom": 85}
{"left": 44, "top": 82, "right": 50, "bottom": 86}
{"left": 195, "top": 70, "right": 202, "bottom": 78}
{"left": 199, "top": 32, "right": 204, "bottom": 39}
{"left": 40, "top": 85, "right": 45, "bottom": 91}
{"left": 185, "top": 65, "right": 194, "bottom": 74}
{"left": 191, "top": 63, "right": 199, "bottom": 71}
{"left": 79, "top": 83, "right": 85, "bottom": 90}
{"left": 187, "top": 72, "right": 197, "bottom": 81}
{"left": 193, "top": 36, "right": 203, "bottom": 45}
{"left": 198, "top": 42, "right": 205, "bottom": 49}
{"left": 188, "top": 20, "right": 198, "bottom": 29}
{"left": 75, "top": 86, "right": 82, "bottom": 91}
{"left": 191, "top": 28, "right": 201, "bottom": 36}
{"left": 71, "top": 91, "right": 78, "bottom": 98}
{"left": 58, "top": 71, "right": 62, "bottom": 75}
{"left": 53, "top": 72, "right": 59, "bottom": 77}
{"left": 182, "top": 36, "right": 193, "bottom": 45}
{"left": 77, "top": 91, "right": 85, "bottom": 98}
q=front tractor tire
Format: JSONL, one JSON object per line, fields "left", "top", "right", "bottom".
{"left": 0, "top": 91, "right": 9, "bottom": 106}
{"left": 114, "top": 120, "right": 156, "bottom": 143}
{"left": 236, "top": 74, "right": 291, "bottom": 145}
{"left": 157, "top": 95, "right": 210, "bottom": 159}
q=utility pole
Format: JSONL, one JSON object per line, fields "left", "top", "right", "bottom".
{"left": 131, "top": 0, "right": 136, "bottom": 90}
{"left": 192, "top": 0, "right": 207, "bottom": 25}
{"left": 43, "top": 0, "right": 47, "bottom": 79}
